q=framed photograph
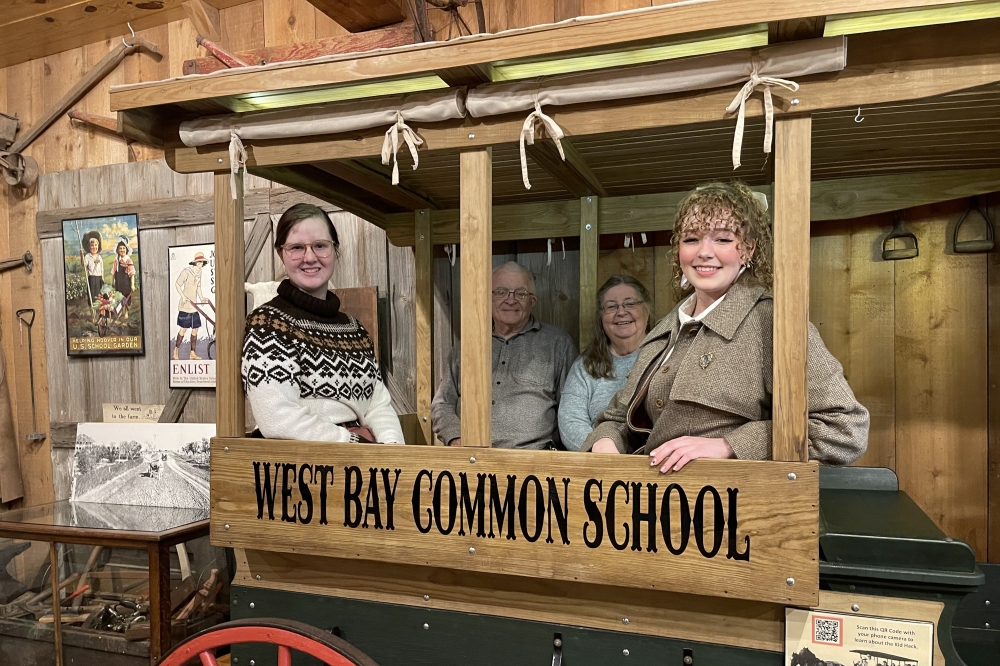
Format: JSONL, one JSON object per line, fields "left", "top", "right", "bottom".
{"left": 62, "top": 214, "right": 144, "bottom": 356}
{"left": 168, "top": 243, "right": 217, "bottom": 388}
{"left": 71, "top": 422, "right": 214, "bottom": 509}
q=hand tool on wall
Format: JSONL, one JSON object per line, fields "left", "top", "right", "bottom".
{"left": 15, "top": 309, "right": 46, "bottom": 442}
{"left": 953, "top": 196, "right": 995, "bottom": 253}
{"left": 0, "top": 252, "right": 33, "bottom": 274}
{"left": 881, "top": 210, "right": 919, "bottom": 261}
{"left": 0, "top": 28, "right": 160, "bottom": 189}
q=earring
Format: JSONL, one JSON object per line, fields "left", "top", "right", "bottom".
{"left": 680, "top": 273, "right": 689, "bottom": 288}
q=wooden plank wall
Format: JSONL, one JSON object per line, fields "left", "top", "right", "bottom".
{"left": 811, "top": 195, "right": 1000, "bottom": 562}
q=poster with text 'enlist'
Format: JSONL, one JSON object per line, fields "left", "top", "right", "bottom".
{"left": 786, "top": 608, "right": 933, "bottom": 666}
{"left": 169, "top": 243, "right": 216, "bottom": 388}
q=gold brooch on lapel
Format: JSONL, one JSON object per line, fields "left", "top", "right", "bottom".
{"left": 699, "top": 352, "right": 714, "bottom": 370}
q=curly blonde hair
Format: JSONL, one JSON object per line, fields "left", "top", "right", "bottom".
{"left": 670, "top": 181, "right": 773, "bottom": 299}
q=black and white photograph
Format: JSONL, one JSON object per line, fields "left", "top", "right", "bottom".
{"left": 70, "top": 422, "right": 214, "bottom": 510}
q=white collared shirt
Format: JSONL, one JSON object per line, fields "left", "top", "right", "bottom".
{"left": 658, "top": 292, "right": 729, "bottom": 369}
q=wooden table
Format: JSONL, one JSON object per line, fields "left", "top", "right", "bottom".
{"left": 0, "top": 500, "right": 209, "bottom": 664}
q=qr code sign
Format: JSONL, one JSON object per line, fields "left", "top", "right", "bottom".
{"left": 813, "top": 616, "right": 843, "bottom": 646}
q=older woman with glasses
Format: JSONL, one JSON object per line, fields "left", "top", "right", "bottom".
{"left": 241, "top": 203, "right": 403, "bottom": 444}
{"left": 558, "top": 275, "right": 652, "bottom": 451}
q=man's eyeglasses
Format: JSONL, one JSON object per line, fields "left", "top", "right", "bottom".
{"left": 601, "top": 299, "right": 644, "bottom": 315}
{"left": 280, "top": 241, "right": 335, "bottom": 260}
{"left": 492, "top": 288, "right": 534, "bottom": 301}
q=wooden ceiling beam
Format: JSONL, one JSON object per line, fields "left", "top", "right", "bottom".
{"left": 0, "top": 0, "right": 245, "bottom": 69}
{"left": 111, "top": 0, "right": 976, "bottom": 111}
{"left": 380, "top": 168, "right": 1000, "bottom": 246}
{"left": 525, "top": 138, "right": 608, "bottom": 198}
{"left": 314, "top": 159, "right": 441, "bottom": 211}
{"left": 305, "top": 0, "right": 404, "bottom": 33}
{"left": 248, "top": 165, "right": 390, "bottom": 226}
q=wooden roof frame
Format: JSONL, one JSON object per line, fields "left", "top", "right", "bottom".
{"left": 112, "top": 0, "right": 1000, "bottom": 612}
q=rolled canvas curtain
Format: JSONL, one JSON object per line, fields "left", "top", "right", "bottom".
{"left": 179, "top": 89, "right": 468, "bottom": 196}
{"left": 466, "top": 36, "right": 847, "bottom": 185}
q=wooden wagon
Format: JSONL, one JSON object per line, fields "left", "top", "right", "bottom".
{"left": 110, "top": 1, "right": 1000, "bottom": 663}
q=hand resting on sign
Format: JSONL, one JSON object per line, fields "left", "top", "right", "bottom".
{"left": 590, "top": 438, "right": 620, "bottom": 454}
{"left": 649, "top": 436, "right": 734, "bottom": 472}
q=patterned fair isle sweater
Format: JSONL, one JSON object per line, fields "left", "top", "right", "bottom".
{"left": 241, "top": 280, "right": 404, "bottom": 443}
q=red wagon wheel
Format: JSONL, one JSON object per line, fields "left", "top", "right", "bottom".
{"left": 159, "top": 618, "right": 379, "bottom": 666}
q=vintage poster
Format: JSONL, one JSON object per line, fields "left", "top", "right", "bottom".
{"left": 71, "top": 422, "right": 214, "bottom": 510}
{"left": 168, "top": 243, "right": 217, "bottom": 388}
{"left": 786, "top": 608, "right": 934, "bottom": 666}
{"left": 61, "top": 214, "right": 144, "bottom": 356}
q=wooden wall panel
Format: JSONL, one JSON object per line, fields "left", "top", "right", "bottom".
{"left": 988, "top": 193, "right": 1000, "bottom": 562}
{"left": 221, "top": 0, "right": 266, "bottom": 52}
{"left": 895, "top": 201, "right": 989, "bottom": 560}
{"left": 810, "top": 217, "right": 896, "bottom": 469}
{"left": 264, "top": 0, "right": 318, "bottom": 47}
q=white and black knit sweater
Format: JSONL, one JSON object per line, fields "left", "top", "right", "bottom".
{"left": 241, "top": 280, "right": 404, "bottom": 443}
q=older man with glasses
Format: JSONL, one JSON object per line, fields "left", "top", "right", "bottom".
{"left": 431, "top": 261, "right": 576, "bottom": 449}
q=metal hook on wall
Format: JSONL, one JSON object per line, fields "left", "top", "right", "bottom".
{"left": 854, "top": 107, "right": 865, "bottom": 123}
{"left": 122, "top": 22, "right": 136, "bottom": 47}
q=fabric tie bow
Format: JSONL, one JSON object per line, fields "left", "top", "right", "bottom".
{"left": 381, "top": 111, "right": 424, "bottom": 185}
{"left": 726, "top": 56, "right": 799, "bottom": 170}
{"left": 228, "top": 128, "right": 248, "bottom": 200}
{"left": 519, "top": 99, "right": 566, "bottom": 190}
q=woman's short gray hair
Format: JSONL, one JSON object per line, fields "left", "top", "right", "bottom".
{"left": 492, "top": 261, "right": 536, "bottom": 293}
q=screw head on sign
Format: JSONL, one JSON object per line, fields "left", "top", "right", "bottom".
{"left": 224, "top": 524, "right": 230, "bottom": 530}
{"left": 423, "top": 595, "right": 430, "bottom": 601}
{"left": 986, "top": 600, "right": 991, "bottom": 606}
{"left": 786, "top": 578, "right": 795, "bottom": 586}
{"left": 224, "top": 446, "right": 229, "bottom": 452}
{"left": 622, "top": 618, "right": 629, "bottom": 625}
{"left": 791, "top": 98, "right": 800, "bottom": 105}
{"left": 585, "top": 224, "right": 592, "bottom": 231}
{"left": 468, "top": 133, "right": 476, "bottom": 139}
{"left": 249, "top": 602, "right": 255, "bottom": 609}
{"left": 683, "top": 658, "right": 693, "bottom": 666}
{"left": 255, "top": 575, "right": 261, "bottom": 581}
{"left": 554, "top": 639, "right": 562, "bottom": 648}
{"left": 470, "top": 457, "right": 477, "bottom": 463}
{"left": 250, "top": 661, "right": 255, "bottom": 666}
{"left": 217, "top": 158, "right": 223, "bottom": 163}
{"left": 469, "top": 547, "right": 476, "bottom": 555}
{"left": 423, "top": 623, "right": 429, "bottom": 630}
{"left": 788, "top": 472, "right": 796, "bottom": 481}
{"left": 852, "top": 604, "right": 859, "bottom": 612}
{"left": 623, "top": 649, "right": 630, "bottom": 656}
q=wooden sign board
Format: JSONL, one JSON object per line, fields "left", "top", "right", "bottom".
{"left": 102, "top": 402, "right": 164, "bottom": 423}
{"left": 211, "top": 439, "right": 819, "bottom": 606}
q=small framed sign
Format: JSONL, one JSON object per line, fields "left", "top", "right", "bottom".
{"left": 786, "top": 608, "right": 934, "bottom": 666}
{"left": 62, "top": 214, "right": 144, "bottom": 356}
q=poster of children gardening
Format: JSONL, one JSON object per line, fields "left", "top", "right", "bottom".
{"left": 61, "top": 214, "right": 145, "bottom": 356}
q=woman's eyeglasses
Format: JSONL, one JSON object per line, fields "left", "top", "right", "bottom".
{"left": 492, "top": 288, "right": 533, "bottom": 301}
{"left": 601, "top": 299, "right": 644, "bottom": 315}
{"left": 280, "top": 241, "right": 335, "bottom": 260}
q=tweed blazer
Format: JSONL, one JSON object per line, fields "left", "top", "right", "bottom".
{"left": 580, "top": 280, "right": 869, "bottom": 464}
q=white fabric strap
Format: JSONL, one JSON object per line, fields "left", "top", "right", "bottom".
{"left": 519, "top": 100, "right": 566, "bottom": 190}
{"left": 725, "top": 56, "right": 799, "bottom": 170}
{"left": 228, "top": 129, "right": 248, "bottom": 200}
{"left": 381, "top": 111, "right": 424, "bottom": 185}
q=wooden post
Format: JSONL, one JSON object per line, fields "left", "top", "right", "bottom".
{"left": 415, "top": 209, "right": 434, "bottom": 444}
{"left": 460, "top": 148, "right": 492, "bottom": 448}
{"left": 148, "top": 542, "right": 172, "bottom": 663}
{"left": 215, "top": 172, "right": 246, "bottom": 438}
{"left": 48, "top": 543, "right": 63, "bottom": 666}
{"left": 578, "top": 196, "right": 600, "bottom": 351}
{"left": 772, "top": 116, "right": 812, "bottom": 463}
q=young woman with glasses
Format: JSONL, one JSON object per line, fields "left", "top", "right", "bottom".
{"left": 558, "top": 275, "right": 652, "bottom": 451}
{"left": 241, "top": 203, "right": 403, "bottom": 444}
